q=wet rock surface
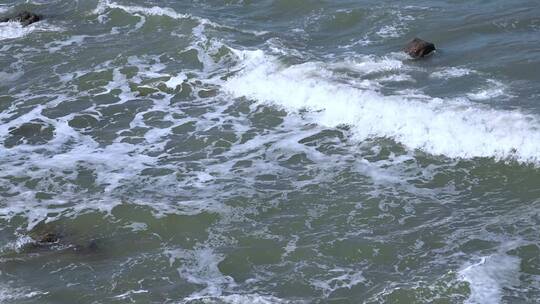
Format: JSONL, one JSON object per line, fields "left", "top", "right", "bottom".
{"left": 22, "top": 222, "right": 100, "bottom": 255}
{"left": 0, "top": 11, "right": 42, "bottom": 26}
{"left": 38, "top": 232, "right": 60, "bottom": 244}
{"left": 5, "top": 120, "right": 55, "bottom": 148}
{"left": 404, "top": 37, "right": 436, "bottom": 58}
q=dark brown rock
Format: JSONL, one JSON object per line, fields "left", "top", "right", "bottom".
{"left": 0, "top": 11, "right": 42, "bottom": 26}
{"left": 38, "top": 232, "right": 60, "bottom": 244}
{"left": 404, "top": 37, "right": 436, "bottom": 59}
{"left": 21, "top": 232, "right": 61, "bottom": 251}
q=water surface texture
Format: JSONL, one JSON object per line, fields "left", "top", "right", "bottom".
{"left": 1, "top": 1, "right": 540, "bottom": 303}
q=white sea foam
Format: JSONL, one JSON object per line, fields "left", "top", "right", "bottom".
{"left": 0, "top": 21, "right": 35, "bottom": 40}
{"left": 124, "top": 222, "right": 148, "bottom": 232}
{"left": 311, "top": 268, "right": 365, "bottom": 297}
{"left": 282, "top": 235, "right": 299, "bottom": 258}
{"left": 223, "top": 50, "right": 540, "bottom": 163}
{"left": 165, "top": 73, "right": 187, "bottom": 89}
{"left": 0, "top": 20, "right": 60, "bottom": 40}
{"left": 45, "top": 35, "right": 88, "bottom": 53}
{"left": 94, "top": 0, "right": 192, "bottom": 20}
{"left": 196, "top": 172, "right": 215, "bottom": 183}
{"left": 113, "top": 289, "right": 149, "bottom": 300}
{"left": 0, "top": 70, "right": 23, "bottom": 83}
{"left": 459, "top": 253, "right": 520, "bottom": 304}
{"left": 182, "top": 294, "right": 293, "bottom": 304}
{"left": 0, "top": 53, "right": 222, "bottom": 226}
{"left": 94, "top": 0, "right": 267, "bottom": 36}
{"left": 375, "top": 10, "right": 414, "bottom": 39}
{"left": 0, "top": 235, "right": 34, "bottom": 253}
{"left": 165, "top": 247, "right": 236, "bottom": 298}
{"left": 377, "top": 73, "right": 415, "bottom": 83}
{"left": 431, "top": 67, "right": 473, "bottom": 79}
{"left": 467, "top": 80, "right": 509, "bottom": 101}
{"left": 334, "top": 54, "right": 405, "bottom": 74}
{"left": 0, "top": 285, "right": 47, "bottom": 303}
{"left": 340, "top": 35, "right": 372, "bottom": 48}
{"left": 376, "top": 25, "right": 401, "bottom": 38}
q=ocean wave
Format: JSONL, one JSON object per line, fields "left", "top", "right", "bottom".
{"left": 0, "top": 21, "right": 37, "bottom": 40}
{"left": 181, "top": 294, "right": 295, "bottom": 304}
{"left": 467, "top": 79, "right": 511, "bottom": 101}
{"left": 93, "top": 0, "right": 193, "bottom": 21}
{"left": 0, "top": 285, "right": 47, "bottom": 303}
{"left": 0, "top": 20, "right": 60, "bottom": 41}
{"left": 93, "top": 0, "right": 268, "bottom": 36}
{"left": 223, "top": 49, "right": 540, "bottom": 163}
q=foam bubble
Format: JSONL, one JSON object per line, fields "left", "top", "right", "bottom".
{"left": 223, "top": 50, "right": 540, "bottom": 163}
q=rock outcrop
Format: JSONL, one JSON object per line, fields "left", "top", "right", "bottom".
{"left": 404, "top": 38, "right": 436, "bottom": 59}
{"left": 38, "top": 232, "right": 60, "bottom": 244}
{"left": 0, "top": 11, "right": 42, "bottom": 26}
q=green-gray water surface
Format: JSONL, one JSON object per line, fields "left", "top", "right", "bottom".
{"left": 2, "top": 1, "right": 540, "bottom": 303}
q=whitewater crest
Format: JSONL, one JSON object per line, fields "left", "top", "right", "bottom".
{"left": 0, "top": 284, "right": 48, "bottom": 303}
{"left": 223, "top": 49, "right": 540, "bottom": 163}
{"left": 459, "top": 253, "right": 521, "bottom": 304}
{"left": 93, "top": 0, "right": 267, "bottom": 36}
{"left": 93, "top": 0, "right": 194, "bottom": 21}
{"left": 0, "top": 18, "right": 60, "bottom": 40}
{"left": 181, "top": 294, "right": 295, "bottom": 304}
{"left": 2, "top": 1, "right": 540, "bottom": 303}
{"left": 0, "top": 21, "right": 38, "bottom": 40}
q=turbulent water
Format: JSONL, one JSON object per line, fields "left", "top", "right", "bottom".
{"left": 1, "top": 0, "right": 540, "bottom": 303}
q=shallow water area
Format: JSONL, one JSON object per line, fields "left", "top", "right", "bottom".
{"left": 1, "top": 0, "right": 540, "bottom": 303}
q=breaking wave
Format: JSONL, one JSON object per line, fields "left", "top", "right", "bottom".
{"left": 224, "top": 49, "right": 540, "bottom": 163}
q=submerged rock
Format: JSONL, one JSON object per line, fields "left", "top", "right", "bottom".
{"left": 21, "top": 222, "right": 100, "bottom": 255}
{"left": 38, "top": 232, "right": 60, "bottom": 244}
{"left": 19, "top": 232, "right": 61, "bottom": 251}
{"left": 5, "top": 120, "right": 55, "bottom": 148}
{"left": 73, "top": 239, "right": 100, "bottom": 254}
{"left": 0, "top": 11, "right": 42, "bottom": 26}
{"left": 404, "top": 37, "right": 436, "bottom": 59}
